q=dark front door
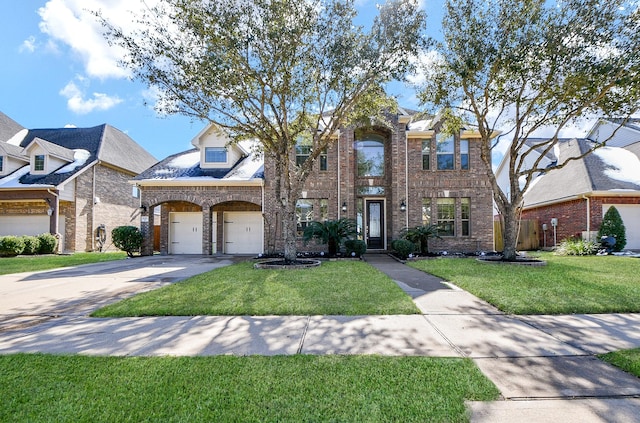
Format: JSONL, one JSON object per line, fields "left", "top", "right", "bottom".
{"left": 366, "top": 200, "right": 385, "bottom": 249}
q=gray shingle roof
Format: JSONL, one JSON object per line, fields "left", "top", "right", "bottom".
{"left": 523, "top": 138, "right": 640, "bottom": 207}
{"left": 0, "top": 112, "right": 24, "bottom": 142}
{"left": 1, "top": 124, "right": 157, "bottom": 188}
{"left": 134, "top": 149, "right": 264, "bottom": 182}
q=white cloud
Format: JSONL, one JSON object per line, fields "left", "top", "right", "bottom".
{"left": 37, "top": 0, "right": 159, "bottom": 80}
{"left": 19, "top": 36, "right": 37, "bottom": 53}
{"left": 59, "top": 80, "right": 123, "bottom": 114}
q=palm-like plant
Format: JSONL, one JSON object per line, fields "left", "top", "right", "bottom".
{"left": 303, "top": 218, "right": 357, "bottom": 256}
{"left": 399, "top": 224, "right": 441, "bottom": 255}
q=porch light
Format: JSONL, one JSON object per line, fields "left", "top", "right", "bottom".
{"left": 400, "top": 200, "right": 406, "bottom": 212}
{"left": 341, "top": 202, "right": 347, "bottom": 212}
{"left": 47, "top": 207, "right": 53, "bottom": 216}
{"left": 139, "top": 205, "right": 147, "bottom": 212}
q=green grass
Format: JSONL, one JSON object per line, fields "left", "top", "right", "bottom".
{"left": 599, "top": 348, "right": 640, "bottom": 377}
{"left": 408, "top": 253, "right": 640, "bottom": 314}
{"left": 0, "top": 252, "right": 127, "bottom": 275}
{"left": 0, "top": 354, "right": 499, "bottom": 423}
{"left": 92, "top": 260, "right": 420, "bottom": 317}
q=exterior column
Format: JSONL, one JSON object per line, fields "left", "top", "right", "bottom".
{"left": 202, "top": 207, "right": 212, "bottom": 255}
{"left": 140, "top": 205, "right": 153, "bottom": 256}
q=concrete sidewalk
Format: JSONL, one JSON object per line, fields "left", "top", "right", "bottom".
{"left": 2, "top": 253, "right": 640, "bottom": 422}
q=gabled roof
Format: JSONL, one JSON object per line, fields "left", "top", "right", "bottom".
{"left": 134, "top": 148, "right": 264, "bottom": 185}
{"left": 0, "top": 112, "right": 24, "bottom": 142}
{"left": 0, "top": 124, "right": 157, "bottom": 189}
{"left": 523, "top": 138, "right": 640, "bottom": 207}
{"left": 0, "top": 141, "right": 28, "bottom": 161}
{"left": 24, "top": 137, "right": 75, "bottom": 162}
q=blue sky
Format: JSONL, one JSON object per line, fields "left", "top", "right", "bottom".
{"left": 0, "top": 1, "right": 444, "bottom": 161}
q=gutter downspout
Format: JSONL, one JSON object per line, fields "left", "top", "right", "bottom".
{"left": 91, "top": 165, "right": 97, "bottom": 252}
{"left": 337, "top": 135, "right": 341, "bottom": 219}
{"left": 46, "top": 188, "right": 59, "bottom": 251}
{"left": 404, "top": 130, "right": 409, "bottom": 229}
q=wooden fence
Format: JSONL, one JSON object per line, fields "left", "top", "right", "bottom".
{"left": 494, "top": 219, "right": 539, "bottom": 252}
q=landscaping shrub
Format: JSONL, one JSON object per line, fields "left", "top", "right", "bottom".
{"left": 302, "top": 218, "right": 357, "bottom": 256}
{"left": 598, "top": 206, "right": 627, "bottom": 252}
{"left": 0, "top": 236, "right": 25, "bottom": 257}
{"left": 555, "top": 238, "right": 598, "bottom": 256}
{"left": 344, "top": 239, "right": 367, "bottom": 257}
{"left": 399, "top": 224, "right": 441, "bottom": 255}
{"left": 112, "top": 226, "right": 143, "bottom": 257}
{"left": 37, "top": 233, "right": 58, "bottom": 254}
{"left": 21, "top": 236, "right": 40, "bottom": 255}
{"left": 391, "top": 239, "right": 415, "bottom": 260}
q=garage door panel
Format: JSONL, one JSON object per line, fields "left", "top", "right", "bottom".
{"left": 0, "top": 215, "right": 49, "bottom": 236}
{"left": 603, "top": 204, "right": 640, "bottom": 250}
{"left": 224, "top": 212, "right": 262, "bottom": 254}
{"left": 169, "top": 212, "right": 202, "bottom": 254}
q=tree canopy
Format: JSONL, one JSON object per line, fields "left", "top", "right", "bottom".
{"left": 417, "top": 0, "right": 640, "bottom": 259}
{"left": 101, "top": 0, "right": 427, "bottom": 261}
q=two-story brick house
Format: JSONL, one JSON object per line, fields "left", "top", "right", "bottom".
{"left": 0, "top": 121, "right": 157, "bottom": 252}
{"left": 135, "top": 109, "right": 494, "bottom": 255}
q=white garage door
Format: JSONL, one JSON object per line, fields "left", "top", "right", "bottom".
{"left": 603, "top": 204, "right": 640, "bottom": 250}
{"left": 224, "top": 212, "right": 263, "bottom": 254}
{"left": 169, "top": 212, "right": 202, "bottom": 254}
{"left": 0, "top": 215, "right": 50, "bottom": 236}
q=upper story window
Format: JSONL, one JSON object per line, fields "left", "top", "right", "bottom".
{"left": 460, "top": 140, "right": 469, "bottom": 170}
{"left": 34, "top": 154, "right": 45, "bottom": 172}
{"left": 422, "top": 140, "right": 430, "bottom": 170}
{"left": 0, "top": 156, "right": 3, "bottom": 173}
{"left": 436, "top": 135, "right": 454, "bottom": 170}
{"left": 205, "top": 147, "right": 227, "bottom": 163}
{"left": 356, "top": 135, "right": 385, "bottom": 177}
{"left": 320, "top": 148, "right": 328, "bottom": 171}
{"left": 296, "top": 144, "right": 311, "bottom": 167}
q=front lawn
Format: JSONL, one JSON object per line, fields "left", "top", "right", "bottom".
{"left": 0, "top": 252, "right": 127, "bottom": 276}
{"left": 408, "top": 253, "right": 640, "bottom": 314}
{"left": 92, "top": 260, "right": 420, "bottom": 317}
{"left": 0, "top": 354, "right": 499, "bottom": 423}
{"left": 599, "top": 348, "right": 640, "bottom": 377}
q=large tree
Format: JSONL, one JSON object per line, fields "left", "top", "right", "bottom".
{"left": 100, "top": 0, "right": 426, "bottom": 262}
{"left": 416, "top": 0, "right": 640, "bottom": 260}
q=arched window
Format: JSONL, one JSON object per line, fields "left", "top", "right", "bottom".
{"left": 355, "top": 135, "right": 385, "bottom": 177}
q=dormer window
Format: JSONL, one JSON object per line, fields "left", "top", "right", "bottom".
{"left": 34, "top": 154, "right": 45, "bottom": 172}
{"left": 205, "top": 147, "right": 227, "bottom": 163}
{"left": 0, "top": 156, "right": 3, "bottom": 173}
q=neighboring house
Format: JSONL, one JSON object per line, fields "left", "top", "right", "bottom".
{"left": 134, "top": 109, "right": 495, "bottom": 255}
{"left": 495, "top": 119, "right": 640, "bottom": 250}
{"left": 0, "top": 120, "right": 157, "bottom": 252}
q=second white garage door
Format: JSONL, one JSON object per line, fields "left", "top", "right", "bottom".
{"left": 603, "top": 204, "right": 640, "bottom": 250}
{"left": 224, "top": 212, "right": 263, "bottom": 254}
{"left": 169, "top": 212, "right": 202, "bottom": 254}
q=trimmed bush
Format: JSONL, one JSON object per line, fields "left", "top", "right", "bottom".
{"left": 391, "top": 239, "right": 415, "bottom": 260}
{"left": 0, "top": 236, "right": 25, "bottom": 257}
{"left": 555, "top": 238, "right": 598, "bottom": 256}
{"left": 37, "top": 233, "right": 58, "bottom": 254}
{"left": 344, "top": 239, "right": 367, "bottom": 257}
{"left": 21, "top": 236, "right": 40, "bottom": 255}
{"left": 112, "top": 226, "right": 143, "bottom": 257}
{"left": 598, "top": 206, "right": 627, "bottom": 252}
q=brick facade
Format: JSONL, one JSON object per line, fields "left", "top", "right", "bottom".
{"left": 262, "top": 118, "right": 494, "bottom": 254}
{"left": 521, "top": 196, "right": 640, "bottom": 246}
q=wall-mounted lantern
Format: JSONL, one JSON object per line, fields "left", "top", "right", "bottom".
{"left": 341, "top": 202, "right": 347, "bottom": 212}
{"left": 400, "top": 200, "right": 406, "bottom": 212}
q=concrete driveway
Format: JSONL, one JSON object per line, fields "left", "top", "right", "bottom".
{"left": 0, "top": 255, "right": 237, "bottom": 330}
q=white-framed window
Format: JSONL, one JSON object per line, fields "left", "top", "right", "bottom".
{"left": 296, "top": 144, "right": 312, "bottom": 167}
{"left": 296, "top": 199, "right": 314, "bottom": 233}
{"left": 34, "top": 154, "right": 45, "bottom": 172}
{"left": 436, "top": 135, "right": 454, "bottom": 170}
{"left": 320, "top": 199, "right": 328, "bottom": 221}
{"left": 422, "top": 139, "right": 431, "bottom": 170}
{"left": 355, "top": 134, "right": 385, "bottom": 176}
{"left": 422, "top": 198, "right": 432, "bottom": 226}
{"left": 320, "top": 148, "right": 328, "bottom": 171}
{"left": 205, "top": 147, "right": 227, "bottom": 163}
{"left": 437, "top": 198, "right": 455, "bottom": 236}
{"left": 0, "top": 155, "right": 4, "bottom": 173}
{"left": 461, "top": 198, "right": 470, "bottom": 236}
{"left": 460, "top": 140, "right": 469, "bottom": 170}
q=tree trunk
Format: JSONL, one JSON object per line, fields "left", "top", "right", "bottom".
{"left": 281, "top": 196, "right": 298, "bottom": 263}
{"left": 501, "top": 207, "right": 520, "bottom": 261}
